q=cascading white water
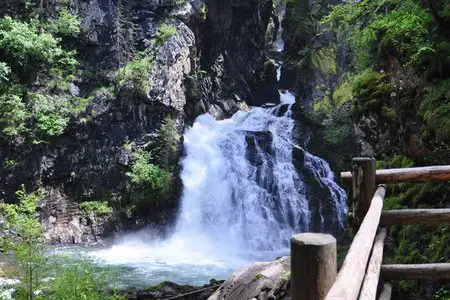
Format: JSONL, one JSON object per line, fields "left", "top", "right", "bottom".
{"left": 174, "top": 99, "right": 347, "bottom": 259}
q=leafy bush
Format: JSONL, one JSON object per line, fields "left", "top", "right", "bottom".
{"left": 153, "top": 116, "right": 180, "bottom": 169}
{"left": 126, "top": 151, "right": 171, "bottom": 190}
{"left": 80, "top": 201, "right": 113, "bottom": 216}
{"left": 0, "top": 186, "right": 46, "bottom": 299}
{"left": 126, "top": 150, "right": 172, "bottom": 212}
{"left": 46, "top": 9, "right": 81, "bottom": 38}
{"left": 323, "top": 0, "right": 435, "bottom": 69}
{"left": 48, "top": 262, "right": 124, "bottom": 300}
{"left": 351, "top": 68, "right": 391, "bottom": 117}
{"left": 115, "top": 52, "right": 153, "bottom": 97}
{"left": 420, "top": 79, "right": 450, "bottom": 143}
{"left": 0, "top": 16, "right": 77, "bottom": 81}
{"left": 0, "top": 89, "right": 28, "bottom": 137}
{"left": 156, "top": 24, "right": 177, "bottom": 43}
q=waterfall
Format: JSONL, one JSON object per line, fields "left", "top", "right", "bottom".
{"left": 86, "top": 10, "right": 347, "bottom": 286}
{"left": 175, "top": 104, "right": 347, "bottom": 259}
{"left": 172, "top": 8, "right": 347, "bottom": 259}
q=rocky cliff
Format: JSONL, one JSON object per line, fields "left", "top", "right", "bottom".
{"left": 0, "top": 0, "right": 276, "bottom": 244}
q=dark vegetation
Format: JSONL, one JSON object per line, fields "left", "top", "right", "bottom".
{"left": 286, "top": 0, "right": 450, "bottom": 298}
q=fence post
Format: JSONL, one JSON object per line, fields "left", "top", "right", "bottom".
{"left": 291, "top": 233, "right": 337, "bottom": 300}
{"left": 352, "top": 157, "right": 376, "bottom": 230}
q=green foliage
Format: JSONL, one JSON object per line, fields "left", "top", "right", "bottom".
{"left": 153, "top": 116, "right": 180, "bottom": 169}
{"left": 28, "top": 93, "right": 70, "bottom": 138}
{"left": 311, "top": 46, "right": 337, "bottom": 76}
{"left": 46, "top": 9, "right": 81, "bottom": 38}
{"left": 332, "top": 74, "right": 354, "bottom": 108}
{"left": 420, "top": 79, "right": 450, "bottom": 143}
{"left": 156, "top": 24, "right": 177, "bottom": 43}
{"left": 376, "top": 155, "right": 415, "bottom": 169}
{"left": 0, "top": 16, "right": 77, "bottom": 81}
{"left": 79, "top": 201, "right": 113, "bottom": 217}
{"left": 0, "top": 15, "right": 85, "bottom": 142}
{"left": 351, "top": 68, "right": 391, "bottom": 117}
{"left": 323, "top": 0, "right": 435, "bottom": 69}
{"left": 48, "top": 262, "right": 125, "bottom": 300}
{"left": 0, "top": 88, "right": 28, "bottom": 137}
{"left": 0, "top": 186, "right": 46, "bottom": 299}
{"left": 115, "top": 52, "right": 153, "bottom": 97}
{"left": 322, "top": 109, "right": 355, "bottom": 148}
{"left": 126, "top": 150, "right": 170, "bottom": 190}
{"left": 126, "top": 150, "right": 172, "bottom": 211}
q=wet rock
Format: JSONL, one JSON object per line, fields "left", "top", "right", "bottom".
{"left": 119, "top": 280, "right": 224, "bottom": 300}
{"left": 208, "top": 257, "right": 290, "bottom": 300}
{"left": 38, "top": 188, "right": 117, "bottom": 244}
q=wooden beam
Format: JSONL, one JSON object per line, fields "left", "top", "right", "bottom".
{"left": 359, "top": 228, "right": 387, "bottom": 300}
{"left": 291, "top": 233, "right": 336, "bottom": 300}
{"left": 352, "top": 157, "right": 376, "bottom": 229}
{"left": 378, "top": 283, "right": 392, "bottom": 300}
{"left": 381, "top": 263, "right": 450, "bottom": 280}
{"left": 380, "top": 209, "right": 450, "bottom": 225}
{"left": 325, "top": 185, "right": 386, "bottom": 300}
{"left": 342, "top": 165, "right": 450, "bottom": 185}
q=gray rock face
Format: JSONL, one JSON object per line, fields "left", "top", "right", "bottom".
{"left": 148, "top": 21, "right": 195, "bottom": 111}
{"left": 208, "top": 257, "right": 291, "bottom": 300}
{"left": 38, "top": 188, "right": 117, "bottom": 244}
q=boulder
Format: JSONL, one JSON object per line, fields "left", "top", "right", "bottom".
{"left": 208, "top": 257, "right": 291, "bottom": 300}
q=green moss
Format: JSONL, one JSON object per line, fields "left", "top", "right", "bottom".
{"left": 115, "top": 52, "right": 153, "bottom": 98}
{"left": 252, "top": 273, "right": 263, "bottom": 281}
{"left": 381, "top": 106, "right": 398, "bottom": 122}
{"left": 79, "top": 201, "right": 113, "bottom": 216}
{"left": 280, "top": 271, "right": 290, "bottom": 284}
{"left": 311, "top": 46, "right": 337, "bottom": 76}
{"left": 420, "top": 79, "right": 450, "bottom": 143}
{"left": 145, "top": 281, "right": 167, "bottom": 292}
{"left": 156, "top": 24, "right": 177, "bottom": 43}
{"left": 333, "top": 75, "right": 354, "bottom": 108}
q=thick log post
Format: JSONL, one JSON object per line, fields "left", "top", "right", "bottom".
{"left": 352, "top": 157, "right": 376, "bottom": 229}
{"left": 291, "top": 233, "right": 337, "bottom": 300}
{"left": 378, "top": 283, "right": 392, "bottom": 300}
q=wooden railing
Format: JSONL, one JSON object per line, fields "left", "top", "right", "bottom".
{"left": 290, "top": 158, "right": 450, "bottom": 300}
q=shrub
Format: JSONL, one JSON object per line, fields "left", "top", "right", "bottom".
{"left": 153, "top": 116, "right": 180, "bottom": 169}
{"left": 47, "top": 9, "right": 81, "bottom": 38}
{"left": 126, "top": 150, "right": 172, "bottom": 211}
{"left": 0, "top": 89, "right": 28, "bottom": 137}
{"left": 115, "top": 52, "right": 153, "bottom": 97}
{"left": 48, "top": 262, "right": 124, "bottom": 300}
{"left": 79, "top": 201, "right": 113, "bottom": 216}
{"left": 126, "top": 151, "right": 171, "bottom": 190}
{"left": 156, "top": 24, "right": 177, "bottom": 43}
{"left": 0, "top": 16, "right": 77, "bottom": 81}
{"left": 0, "top": 186, "right": 46, "bottom": 299}
{"left": 420, "top": 79, "right": 450, "bottom": 143}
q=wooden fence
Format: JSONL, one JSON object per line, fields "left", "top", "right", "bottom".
{"left": 290, "top": 157, "right": 450, "bottom": 300}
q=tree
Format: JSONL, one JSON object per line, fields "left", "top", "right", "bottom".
{"left": 0, "top": 186, "right": 46, "bottom": 300}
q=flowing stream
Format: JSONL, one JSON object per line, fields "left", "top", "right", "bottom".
{"left": 2, "top": 19, "right": 349, "bottom": 290}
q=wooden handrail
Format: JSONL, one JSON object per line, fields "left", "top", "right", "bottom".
{"left": 381, "top": 263, "right": 450, "bottom": 280}
{"left": 359, "top": 228, "right": 387, "bottom": 300}
{"left": 341, "top": 165, "right": 450, "bottom": 185}
{"left": 325, "top": 185, "right": 386, "bottom": 300}
{"left": 290, "top": 159, "right": 450, "bottom": 300}
{"left": 380, "top": 209, "right": 450, "bottom": 225}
